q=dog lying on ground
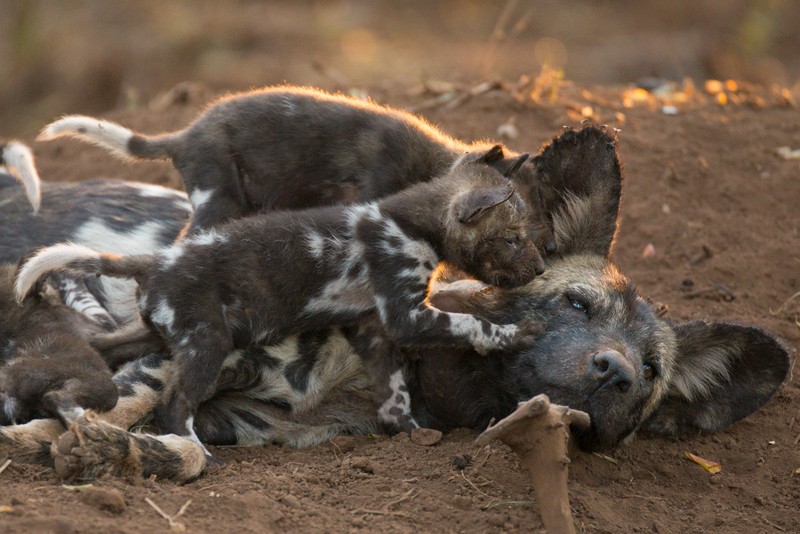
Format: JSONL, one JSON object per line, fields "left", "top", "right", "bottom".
{"left": 0, "top": 126, "right": 790, "bottom": 483}
{"left": 38, "top": 85, "right": 554, "bottom": 264}
{"left": 0, "top": 139, "right": 190, "bottom": 325}
{"left": 17, "top": 153, "right": 544, "bottom": 440}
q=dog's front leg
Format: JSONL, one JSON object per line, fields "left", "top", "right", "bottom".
{"left": 361, "top": 240, "right": 542, "bottom": 355}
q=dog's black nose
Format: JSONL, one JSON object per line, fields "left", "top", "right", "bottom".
{"left": 592, "top": 350, "right": 634, "bottom": 393}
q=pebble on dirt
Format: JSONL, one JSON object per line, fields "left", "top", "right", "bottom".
{"left": 411, "top": 428, "right": 443, "bottom": 447}
{"left": 78, "top": 487, "right": 126, "bottom": 515}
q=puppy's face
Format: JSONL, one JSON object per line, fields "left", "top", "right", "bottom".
{"left": 445, "top": 166, "right": 541, "bottom": 289}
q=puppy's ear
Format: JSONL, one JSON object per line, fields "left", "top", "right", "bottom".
{"left": 500, "top": 153, "right": 530, "bottom": 178}
{"left": 455, "top": 183, "right": 515, "bottom": 224}
{"left": 428, "top": 279, "right": 489, "bottom": 313}
{"left": 475, "top": 144, "right": 505, "bottom": 165}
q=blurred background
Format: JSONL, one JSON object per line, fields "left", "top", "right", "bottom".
{"left": 2, "top": 0, "right": 799, "bottom": 136}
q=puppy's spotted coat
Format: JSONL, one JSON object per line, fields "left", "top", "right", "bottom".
{"left": 18, "top": 157, "right": 543, "bottom": 439}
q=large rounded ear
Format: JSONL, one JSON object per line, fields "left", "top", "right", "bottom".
{"left": 526, "top": 126, "right": 623, "bottom": 258}
{"left": 641, "top": 321, "right": 792, "bottom": 436}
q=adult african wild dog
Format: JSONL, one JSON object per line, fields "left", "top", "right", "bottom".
{"left": 38, "top": 85, "right": 553, "bottom": 262}
{"left": 0, "top": 139, "right": 190, "bottom": 325}
{"left": 0, "top": 126, "right": 790, "bottom": 483}
{"left": 0, "top": 140, "right": 185, "bottom": 429}
{"left": 17, "top": 154, "right": 544, "bottom": 440}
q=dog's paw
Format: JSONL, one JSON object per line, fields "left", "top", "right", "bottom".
{"left": 505, "top": 318, "right": 545, "bottom": 352}
{"left": 52, "top": 416, "right": 142, "bottom": 482}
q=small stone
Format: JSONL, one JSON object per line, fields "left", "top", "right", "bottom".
{"left": 280, "top": 494, "right": 301, "bottom": 509}
{"left": 410, "top": 428, "right": 443, "bottom": 447}
{"left": 78, "top": 487, "right": 126, "bottom": 514}
{"left": 350, "top": 456, "right": 378, "bottom": 474}
{"left": 450, "top": 495, "right": 472, "bottom": 510}
{"left": 452, "top": 454, "right": 472, "bottom": 470}
{"left": 641, "top": 243, "right": 656, "bottom": 258}
{"left": 330, "top": 436, "right": 357, "bottom": 453}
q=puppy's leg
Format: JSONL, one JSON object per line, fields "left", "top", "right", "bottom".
{"left": 52, "top": 353, "right": 191, "bottom": 482}
{"left": 360, "top": 224, "right": 541, "bottom": 355}
{"left": 152, "top": 324, "right": 234, "bottom": 442}
{"left": 42, "top": 375, "right": 119, "bottom": 427}
{"left": 174, "top": 148, "right": 249, "bottom": 235}
{"left": 345, "top": 321, "right": 419, "bottom": 433}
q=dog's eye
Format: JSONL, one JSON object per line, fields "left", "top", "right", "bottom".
{"left": 505, "top": 235, "right": 519, "bottom": 246}
{"left": 643, "top": 363, "right": 656, "bottom": 381}
{"left": 566, "top": 295, "right": 590, "bottom": 317}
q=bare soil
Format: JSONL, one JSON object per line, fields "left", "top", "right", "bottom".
{"left": 2, "top": 1, "right": 800, "bottom": 531}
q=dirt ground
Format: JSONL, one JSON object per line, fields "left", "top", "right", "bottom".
{"left": 0, "top": 78, "right": 797, "bottom": 534}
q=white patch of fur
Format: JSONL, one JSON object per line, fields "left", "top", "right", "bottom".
{"left": 150, "top": 298, "right": 176, "bottom": 333}
{"left": 38, "top": 115, "right": 134, "bottom": 160}
{"left": 305, "top": 230, "right": 326, "bottom": 260}
{"left": 3, "top": 397, "right": 18, "bottom": 422}
{"left": 187, "top": 229, "right": 221, "bottom": 247}
{"left": 184, "top": 415, "right": 214, "bottom": 457}
{"left": 58, "top": 406, "right": 86, "bottom": 423}
{"left": 303, "top": 272, "right": 373, "bottom": 317}
{"left": 160, "top": 242, "right": 186, "bottom": 269}
{"left": 447, "top": 313, "right": 517, "bottom": 355}
{"left": 2, "top": 141, "right": 41, "bottom": 213}
{"left": 15, "top": 243, "right": 101, "bottom": 302}
{"left": 377, "top": 370, "right": 417, "bottom": 428}
{"left": 189, "top": 187, "right": 214, "bottom": 211}
{"left": 73, "top": 217, "right": 168, "bottom": 255}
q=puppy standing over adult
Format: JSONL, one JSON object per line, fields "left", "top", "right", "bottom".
{"left": 18, "top": 156, "right": 543, "bottom": 440}
{"left": 38, "top": 86, "right": 553, "bottom": 261}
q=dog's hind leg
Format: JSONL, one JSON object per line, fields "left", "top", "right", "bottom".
{"left": 0, "top": 418, "right": 64, "bottom": 466}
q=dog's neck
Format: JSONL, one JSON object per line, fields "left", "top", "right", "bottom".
{"left": 375, "top": 182, "right": 451, "bottom": 255}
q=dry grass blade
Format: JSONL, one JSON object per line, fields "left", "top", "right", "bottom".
{"left": 0, "top": 459, "right": 11, "bottom": 476}
{"left": 770, "top": 290, "right": 800, "bottom": 315}
{"left": 145, "top": 497, "right": 192, "bottom": 531}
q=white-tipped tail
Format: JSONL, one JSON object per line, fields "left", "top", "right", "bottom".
{"left": 15, "top": 243, "right": 102, "bottom": 302}
{"left": 38, "top": 115, "right": 134, "bottom": 160}
{"left": 2, "top": 141, "right": 41, "bottom": 214}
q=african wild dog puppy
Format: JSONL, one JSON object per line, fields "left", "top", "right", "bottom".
{"left": 37, "top": 85, "right": 552, "bottom": 262}
{"left": 0, "top": 126, "right": 790, "bottom": 484}
{"left": 17, "top": 155, "right": 544, "bottom": 441}
{"left": 0, "top": 264, "right": 118, "bottom": 426}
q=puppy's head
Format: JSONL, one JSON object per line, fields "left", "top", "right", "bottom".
{"left": 443, "top": 159, "right": 543, "bottom": 289}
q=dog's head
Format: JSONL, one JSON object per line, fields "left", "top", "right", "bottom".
{"left": 442, "top": 151, "right": 543, "bottom": 289}
{"left": 414, "top": 126, "right": 791, "bottom": 450}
